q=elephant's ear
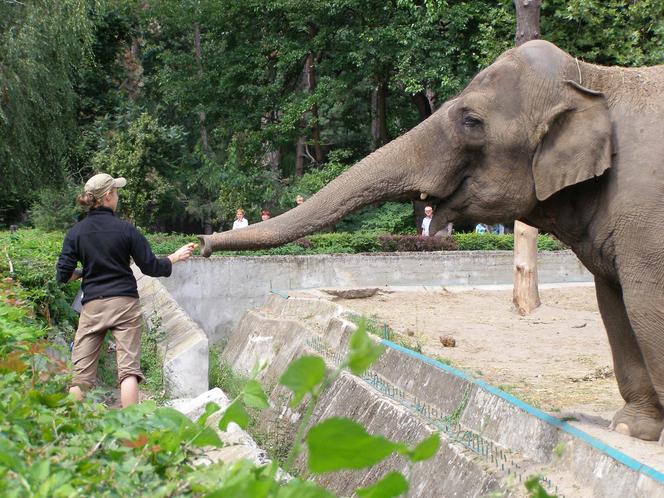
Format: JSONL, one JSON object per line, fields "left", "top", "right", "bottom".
{"left": 532, "top": 80, "right": 613, "bottom": 201}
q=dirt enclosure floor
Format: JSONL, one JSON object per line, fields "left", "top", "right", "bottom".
{"left": 335, "top": 284, "right": 618, "bottom": 415}
{"left": 298, "top": 283, "right": 664, "bottom": 472}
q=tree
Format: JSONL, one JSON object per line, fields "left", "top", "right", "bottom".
{"left": 0, "top": 0, "right": 96, "bottom": 223}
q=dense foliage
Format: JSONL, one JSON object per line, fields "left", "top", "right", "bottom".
{"left": 0, "top": 0, "right": 97, "bottom": 224}
{"left": 0, "top": 230, "right": 79, "bottom": 334}
{"left": 1, "top": 267, "right": 448, "bottom": 497}
{"left": 2, "top": 1, "right": 662, "bottom": 231}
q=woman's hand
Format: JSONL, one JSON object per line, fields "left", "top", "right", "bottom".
{"left": 168, "top": 243, "right": 198, "bottom": 264}
{"left": 68, "top": 269, "right": 83, "bottom": 282}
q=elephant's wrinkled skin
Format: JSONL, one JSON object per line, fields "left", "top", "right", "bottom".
{"left": 200, "top": 40, "right": 664, "bottom": 443}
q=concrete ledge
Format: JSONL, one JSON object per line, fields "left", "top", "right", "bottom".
{"left": 133, "top": 266, "right": 209, "bottom": 398}
{"left": 225, "top": 313, "right": 502, "bottom": 496}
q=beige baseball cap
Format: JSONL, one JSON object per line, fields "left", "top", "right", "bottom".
{"left": 84, "top": 173, "right": 127, "bottom": 199}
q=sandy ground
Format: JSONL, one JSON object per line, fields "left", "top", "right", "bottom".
{"left": 330, "top": 283, "right": 620, "bottom": 416}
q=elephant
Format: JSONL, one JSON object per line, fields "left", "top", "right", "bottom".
{"left": 199, "top": 40, "right": 664, "bottom": 443}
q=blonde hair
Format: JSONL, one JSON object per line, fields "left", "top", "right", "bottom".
{"left": 76, "top": 192, "right": 103, "bottom": 210}
{"left": 236, "top": 208, "right": 245, "bottom": 215}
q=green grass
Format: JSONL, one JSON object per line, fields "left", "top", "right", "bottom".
{"left": 209, "top": 345, "right": 247, "bottom": 398}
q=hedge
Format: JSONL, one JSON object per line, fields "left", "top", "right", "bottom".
{"left": 146, "top": 231, "right": 566, "bottom": 256}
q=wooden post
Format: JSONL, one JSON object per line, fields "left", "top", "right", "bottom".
{"left": 513, "top": 220, "right": 541, "bottom": 314}
{"left": 512, "top": 0, "right": 542, "bottom": 314}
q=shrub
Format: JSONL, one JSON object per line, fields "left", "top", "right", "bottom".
{"left": 144, "top": 230, "right": 566, "bottom": 256}
{"left": 455, "top": 233, "right": 515, "bottom": 250}
{"left": 30, "top": 183, "right": 83, "bottom": 231}
{"left": 0, "top": 229, "right": 79, "bottom": 331}
{"left": 307, "top": 232, "right": 382, "bottom": 253}
{"left": 537, "top": 233, "right": 566, "bottom": 251}
{"left": 377, "top": 234, "right": 458, "bottom": 252}
{"left": 144, "top": 232, "right": 197, "bottom": 255}
{"left": 336, "top": 202, "right": 416, "bottom": 234}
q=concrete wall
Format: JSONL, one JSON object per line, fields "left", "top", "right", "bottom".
{"left": 134, "top": 267, "right": 209, "bottom": 398}
{"left": 160, "top": 250, "right": 591, "bottom": 343}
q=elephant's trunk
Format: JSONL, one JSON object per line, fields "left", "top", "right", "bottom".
{"left": 198, "top": 117, "right": 445, "bottom": 256}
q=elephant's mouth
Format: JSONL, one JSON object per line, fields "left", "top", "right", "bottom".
{"left": 422, "top": 176, "right": 471, "bottom": 216}
{"left": 401, "top": 175, "right": 468, "bottom": 204}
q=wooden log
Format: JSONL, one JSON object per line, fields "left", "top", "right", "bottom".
{"left": 513, "top": 220, "right": 541, "bottom": 315}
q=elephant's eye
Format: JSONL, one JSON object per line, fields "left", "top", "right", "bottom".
{"left": 462, "top": 115, "right": 483, "bottom": 128}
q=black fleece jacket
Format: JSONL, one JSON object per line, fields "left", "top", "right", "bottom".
{"left": 56, "top": 207, "right": 172, "bottom": 304}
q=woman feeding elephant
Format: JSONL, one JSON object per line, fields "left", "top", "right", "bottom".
{"left": 56, "top": 173, "right": 197, "bottom": 408}
{"left": 198, "top": 40, "right": 664, "bottom": 444}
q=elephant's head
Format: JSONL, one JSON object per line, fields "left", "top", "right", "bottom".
{"left": 199, "top": 40, "right": 612, "bottom": 256}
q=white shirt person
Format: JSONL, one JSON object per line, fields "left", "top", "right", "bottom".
{"left": 232, "top": 208, "right": 249, "bottom": 230}
{"left": 421, "top": 205, "right": 434, "bottom": 236}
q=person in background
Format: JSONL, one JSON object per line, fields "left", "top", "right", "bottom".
{"left": 295, "top": 194, "right": 305, "bottom": 206}
{"left": 475, "top": 223, "right": 489, "bottom": 234}
{"left": 491, "top": 223, "right": 505, "bottom": 235}
{"left": 421, "top": 205, "right": 434, "bottom": 236}
{"left": 232, "top": 208, "right": 249, "bottom": 230}
{"left": 261, "top": 210, "right": 271, "bottom": 221}
{"left": 56, "top": 173, "right": 196, "bottom": 408}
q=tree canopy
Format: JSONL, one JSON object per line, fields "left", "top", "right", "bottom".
{"left": 1, "top": 0, "right": 662, "bottom": 230}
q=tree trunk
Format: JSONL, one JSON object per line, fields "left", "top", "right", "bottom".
{"left": 513, "top": 0, "right": 542, "bottom": 314}
{"left": 411, "top": 92, "right": 432, "bottom": 122}
{"left": 513, "top": 221, "right": 541, "bottom": 314}
{"left": 295, "top": 136, "right": 306, "bottom": 177}
{"left": 294, "top": 24, "right": 323, "bottom": 175}
{"left": 425, "top": 88, "right": 437, "bottom": 113}
{"left": 514, "top": 0, "right": 541, "bottom": 46}
{"left": 371, "top": 79, "right": 388, "bottom": 151}
{"left": 306, "top": 25, "right": 323, "bottom": 163}
{"left": 258, "top": 110, "right": 282, "bottom": 207}
{"left": 120, "top": 37, "right": 143, "bottom": 101}
{"left": 194, "top": 22, "right": 210, "bottom": 153}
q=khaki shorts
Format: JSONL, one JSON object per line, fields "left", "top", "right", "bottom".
{"left": 71, "top": 296, "right": 145, "bottom": 389}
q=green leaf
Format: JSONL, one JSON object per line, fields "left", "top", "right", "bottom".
{"left": 276, "top": 479, "right": 336, "bottom": 498}
{"left": 218, "top": 398, "right": 250, "bottom": 431}
{"left": 279, "top": 355, "right": 326, "bottom": 407}
{"left": 407, "top": 433, "right": 440, "bottom": 462}
{"left": 196, "top": 402, "right": 221, "bottom": 427}
{"left": 126, "top": 400, "right": 157, "bottom": 415}
{"left": 356, "top": 472, "right": 409, "bottom": 498}
{"left": 243, "top": 380, "right": 269, "bottom": 409}
{"left": 31, "top": 459, "right": 50, "bottom": 482}
{"left": 347, "top": 322, "right": 385, "bottom": 375}
{"left": 189, "top": 427, "right": 223, "bottom": 448}
{"left": 154, "top": 407, "right": 193, "bottom": 429}
{"left": 306, "top": 418, "right": 406, "bottom": 473}
{"left": 524, "top": 476, "right": 556, "bottom": 498}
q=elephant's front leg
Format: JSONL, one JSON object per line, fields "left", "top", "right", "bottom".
{"left": 595, "top": 277, "right": 664, "bottom": 440}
